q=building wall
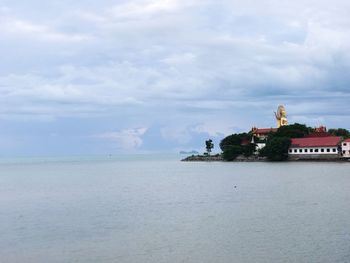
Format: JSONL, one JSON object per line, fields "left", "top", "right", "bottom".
{"left": 341, "top": 142, "right": 350, "bottom": 158}
{"left": 289, "top": 147, "right": 339, "bottom": 159}
{"left": 256, "top": 143, "right": 266, "bottom": 151}
{"left": 289, "top": 147, "right": 338, "bottom": 155}
{"left": 289, "top": 154, "right": 339, "bottom": 160}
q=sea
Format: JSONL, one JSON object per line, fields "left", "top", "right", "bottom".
{"left": 1, "top": 154, "right": 350, "bottom": 263}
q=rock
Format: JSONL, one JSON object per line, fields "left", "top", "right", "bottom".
{"left": 181, "top": 154, "right": 267, "bottom": 162}
{"left": 181, "top": 154, "right": 223, "bottom": 162}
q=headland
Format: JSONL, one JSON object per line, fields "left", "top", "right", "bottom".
{"left": 183, "top": 105, "right": 350, "bottom": 162}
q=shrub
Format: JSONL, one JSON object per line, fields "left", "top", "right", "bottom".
{"left": 222, "top": 145, "right": 243, "bottom": 161}
{"left": 260, "top": 137, "right": 291, "bottom": 161}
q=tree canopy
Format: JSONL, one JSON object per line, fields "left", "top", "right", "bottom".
{"left": 219, "top": 133, "right": 250, "bottom": 151}
{"left": 219, "top": 133, "right": 255, "bottom": 161}
{"left": 273, "top": 123, "right": 311, "bottom": 138}
{"left": 205, "top": 139, "right": 214, "bottom": 155}
{"left": 328, "top": 128, "right": 350, "bottom": 138}
{"left": 260, "top": 137, "right": 291, "bottom": 161}
{"left": 222, "top": 145, "right": 243, "bottom": 161}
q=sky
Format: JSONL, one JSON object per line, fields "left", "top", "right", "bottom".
{"left": 1, "top": 0, "right": 350, "bottom": 156}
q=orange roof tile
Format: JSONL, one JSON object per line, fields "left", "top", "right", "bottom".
{"left": 290, "top": 136, "right": 342, "bottom": 148}
{"left": 252, "top": 128, "right": 277, "bottom": 134}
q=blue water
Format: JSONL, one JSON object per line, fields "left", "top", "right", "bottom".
{"left": 1, "top": 155, "right": 350, "bottom": 262}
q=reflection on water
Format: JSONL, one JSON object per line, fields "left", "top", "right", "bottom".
{"left": 1, "top": 156, "right": 350, "bottom": 263}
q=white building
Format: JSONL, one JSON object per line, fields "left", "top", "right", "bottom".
{"left": 251, "top": 127, "right": 278, "bottom": 153}
{"left": 341, "top": 139, "right": 350, "bottom": 158}
{"left": 288, "top": 136, "right": 341, "bottom": 159}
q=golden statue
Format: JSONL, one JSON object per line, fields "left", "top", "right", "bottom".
{"left": 274, "top": 105, "right": 288, "bottom": 128}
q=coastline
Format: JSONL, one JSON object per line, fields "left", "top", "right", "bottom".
{"left": 181, "top": 155, "right": 266, "bottom": 162}
{"left": 181, "top": 154, "right": 350, "bottom": 162}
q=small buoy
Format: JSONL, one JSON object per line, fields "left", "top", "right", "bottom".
{"left": 234, "top": 186, "right": 237, "bottom": 188}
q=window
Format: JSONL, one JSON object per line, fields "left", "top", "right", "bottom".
{"left": 343, "top": 143, "right": 347, "bottom": 146}
{"left": 294, "top": 149, "right": 297, "bottom": 153}
{"left": 304, "top": 149, "right": 308, "bottom": 153}
{"left": 321, "top": 149, "right": 324, "bottom": 152}
{"left": 333, "top": 148, "right": 336, "bottom": 152}
{"left": 310, "top": 149, "right": 314, "bottom": 153}
{"left": 327, "top": 148, "right": 330, "bottom": 152}
{"left": 299, "top": 149, "right": 302, "bottom": 153}
{"left": 315, "top": 149, "right": 319, "bottom": 153}
{"left": 289, "top": 149, "right": 292, "bottom": 153}
{"left": 343, "top": 150, "right": 346, "bottom": 154}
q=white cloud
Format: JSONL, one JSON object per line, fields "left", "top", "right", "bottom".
{"left": 95, "top": 127, "right": 148, "bottom": 150}
{"left": 160, "top": 125, "right": 193, "bottom": 144}
{"left": 0, "top": 16, "right": 91, "bottom": 42}
{"left": 192, "top": 121, "right": 236, "bottom": 137}
{"left": 161, "top": 53, "right": 196, "bottom": 65}
{"left": 109, "top": 0, "right": 195, "bottom": 20}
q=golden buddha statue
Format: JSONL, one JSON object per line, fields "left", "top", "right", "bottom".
{"left": 275, "top": 105, "right": 288, "bottom": 128}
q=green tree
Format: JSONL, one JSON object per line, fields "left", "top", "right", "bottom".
{"left": 273, "top": 123, "right": 311, "bottom": 138}
{"left": 260, "top": 137, "right": 291, "bottom": 161}
{"left": 205, "top": 139, "right": 214, "bottom": 155}
{"left": 328, "top": 128, "right": 350, "bottom": 138}
{"left": 222, "top": 145, "right": 243, "bottom": 161}
{"left": 220, "top": 133, "right": 255, "bottom": 160}
{"left": 219, "top": 133, "right": 250, "bottom": 151}
{"left": 243, "top": 143, "right": 256, "bottom": 157}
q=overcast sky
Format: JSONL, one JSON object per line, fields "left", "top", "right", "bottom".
{"left": 1, "top": 0, "right": 350, "bottom": 156}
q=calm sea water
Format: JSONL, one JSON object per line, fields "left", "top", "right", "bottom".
{"left": 1, "top": 155, "right": 350, "bottom": 263}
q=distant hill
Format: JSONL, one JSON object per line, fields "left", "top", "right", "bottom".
{"left": 179, "top": 150, "right": 199, "bottom": 155}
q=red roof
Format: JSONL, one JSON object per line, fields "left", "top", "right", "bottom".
{"left": 290, "top": 136, "right": 342, "bottom": 148}
{"left": 304, "top": 126, "right": 330, "bottom": 137}
{"left": 305, "top": 132, "right": 330, "bottom": 137}
{"left": 343, "top": 138, "right": 350, "bottom": 143}
{"left": 252, "top": 128, "right": 277, "bottom": 134}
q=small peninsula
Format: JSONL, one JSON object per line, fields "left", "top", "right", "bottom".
{"left": 182, "top": 105, "right": 350, "bottom": 162}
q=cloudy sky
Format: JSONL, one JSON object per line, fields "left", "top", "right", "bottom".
{"left": 1, "top": 0, "right": 350, "bottom": 156}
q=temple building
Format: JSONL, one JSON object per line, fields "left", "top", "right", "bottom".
{"left": 251, "top": 127, "right": 277, "bottom": 140}
{"left": 249, "top": 105, "right": 350, "bottom": 160}
{"left": 251, "top": 105, "right": 288, "bottom": 151}
{"left": 288, "top": 128, "right": 350, "bottom": 160}
{"left": 288, "top": 136, "right": 342, "bottom": 160}
{"left": 251, "top": 127, "right": 277, "bottom": 151}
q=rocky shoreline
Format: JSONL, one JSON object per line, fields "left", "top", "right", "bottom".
{"left": 181, "top": 155, "right": 223, "bottom": 162}
{"left": 181, "top": 154, "right": 267, "bottom": 162}
{"left": 181, "top": 154, "right": 350, "bottom": 162}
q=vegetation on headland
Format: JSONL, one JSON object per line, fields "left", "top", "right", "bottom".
{"left": 328, "top": 128, "right": 350, "bottom": 138}
{"left": 259, "top": 123, "right": 309, "bottom": 161}
{"left": 218, "top": 126, "right": 303, "bottom": 162}
{"left": 219, "top": 133, "right": 255, "bottom": 161}
{"left": 271, "top": 123, "right": 311, "bottom": 138}
{"left": 182, "top": 139, "right": 220, "bottom": 161}
{"left": 259, "top": 137, "right": 291, "bottom": 161}
{"left": 181, "top": 123, "right": 350, "bottom": 162}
